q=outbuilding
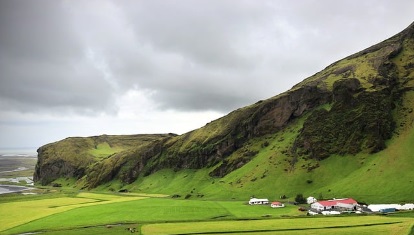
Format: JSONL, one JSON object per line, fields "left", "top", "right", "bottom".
{"left": 271, "top": 201, "right": 285, "bottom": 208}
{"left": 307, "top": 196, "right": 317, "bottom": 204}
{"left": 249, "top": 198, "right": 269, "bottom": 205}
{"left": 368, "top": 204, "right": 399, "bottom": 212}
{"left": 400, "top": 203, "right": 414, "bottom": 210}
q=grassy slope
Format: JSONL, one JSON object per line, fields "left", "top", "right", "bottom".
{"left": 117, "top": 91, "right": 414, "bottom": 203}
{"left": 114, "top": 30, "right": 414, "bottom": 203}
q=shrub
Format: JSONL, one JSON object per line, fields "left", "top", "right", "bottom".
{"left": 295, "top": 193, "right": 306, "bottom": 204}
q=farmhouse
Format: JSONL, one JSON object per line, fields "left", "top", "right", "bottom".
{"left": 248, "top": 198, "right": 269, "bottom": 205}
{"left": 311, "top": 198, "right": 358, "bottom": 211}
{"left": 307, "top": 196, "right": 317, "bottom": 204}
{"left": 270, "top": 201, "right": 285, "bottom": 208}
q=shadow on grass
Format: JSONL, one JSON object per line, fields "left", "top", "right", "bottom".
{"left": 409, "top": 225, "right": 414, "bottom": 235}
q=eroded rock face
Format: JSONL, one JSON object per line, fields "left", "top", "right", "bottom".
{"left": 208, "top": 86, "right": 331, "bottom": 177}
{"left": 253, "top": 86, "right": 331, "bottom": 136}
{"left": 34, "top": 146, "right": 92, "bottom": 185}
{"left": 292, "top": 80, "right": 397, "bottom": 160}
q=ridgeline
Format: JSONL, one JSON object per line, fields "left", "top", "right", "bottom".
{"left": 34, "top": 22, "right": 414, "bottom": 203}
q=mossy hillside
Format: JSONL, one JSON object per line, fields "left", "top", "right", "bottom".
{"left": 116, "top": 127, "right": 414, "bottom": 203}
{"left": 87, "top": 143, "right": 123, "bottom": 158}
{"left": 34, "top": 22, "right": 414, "bottom": 202}
{"left": 120, "top": 91, "right": 414, "bottom": 202}
{"left": 293, "top": 85, "right": 396, "bottom": 160}
{"left": 80, "top": 135, "right": 175, "bottom": 188}
{"left": 38, "top": 87, "right": 414, "bottom": 201}
{"left": 296, "top": 22, "right": 414, "bottom": 93}
{"left": 34, "top": 134, "right": 172, "bottom": 185}
{"left": 35, "top": 83, "right": 331, "bottom": 188}
{"left": 312, "top": 116, "right": 414, "bottom": 203}
{"left": 114, "top": 89, "right": 414, "bottom": 202}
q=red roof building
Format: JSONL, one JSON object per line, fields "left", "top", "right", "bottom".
{"left": 271, "top": 201, "right": 285, "bottom": 208}
{"left": 311, "top": 198, "right": 358, "bottom": 211}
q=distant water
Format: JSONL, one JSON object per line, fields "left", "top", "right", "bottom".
{"left": 0, "top": 149, "right": 37, "bottom": 191}
{"left": 0, "top": 185, "right": 31, "bottom": 194}
{"left": 0, "top": 148, "right": 37, "bottom": 157}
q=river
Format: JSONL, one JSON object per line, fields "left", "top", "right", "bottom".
{"left": 0, "top": 185, "right": 32, "bottom": 194}
{"left": 0, "top": 148, "right": 37, "bottom": 194}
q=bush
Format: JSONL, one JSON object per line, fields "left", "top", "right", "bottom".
{"left": 295, "top": 193, "right": 306, "bottom": 204}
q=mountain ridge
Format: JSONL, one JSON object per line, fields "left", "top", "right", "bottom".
{"left": 34, "top": 21, "right": 414, "bottom": 202}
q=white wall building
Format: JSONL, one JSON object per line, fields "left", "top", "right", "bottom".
{"left": 307, "top": 196, "right": 317, "bottom": 204}
{"left": 249, "top": 198, "right": 269, "bottom": 205}
{"left": 311, "top": 198, "right": 358, "bottom": 211}
{"left": 368, "top": 204, "right": 414, "bottom": 212}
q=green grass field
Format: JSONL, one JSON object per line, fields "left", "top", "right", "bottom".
{"left": 1, "top": 191, "right": 413, "bottom": 235}
{"left": 142, "top": 216, "right": 414, "bottom": 235}
{"left": 0, "top": 192, "right": 146, "bottom": 233}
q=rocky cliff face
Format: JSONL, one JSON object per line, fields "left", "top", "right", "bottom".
{"left": 34, "top": 134, "right": 173, "bottom": 186}
{"left": 292, "top": 78, "right": 397, "bottom": 160}
{"left": 34, "top": 21, "right": 414, "bottom": 189}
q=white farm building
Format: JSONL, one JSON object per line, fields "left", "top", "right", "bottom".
{"left": 249, "top": 198, "right": 269, "bottom": 205}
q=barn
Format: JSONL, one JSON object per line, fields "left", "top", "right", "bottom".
{"left": 311, "top": 198, "right": 358, "bottom": 211}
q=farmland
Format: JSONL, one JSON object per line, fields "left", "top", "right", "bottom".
{"left": 1, "top": 190, "right": 413, "bottom": 235}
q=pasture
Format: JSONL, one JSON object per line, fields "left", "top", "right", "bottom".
{"left": 1, "top": 191, "right": 413, "bottom": 235}
{"left": 0, "top": 192, "right": 146, "bottom": 234}
{"left": 142, "top": 216, "right": 414, "bottom": 235}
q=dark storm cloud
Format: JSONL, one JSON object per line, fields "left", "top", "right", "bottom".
{"left": 1, "top": 0, "right": 413, "bottom": 115}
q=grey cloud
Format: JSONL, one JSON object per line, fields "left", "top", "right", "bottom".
{"left": 1, "top": 0, "right": 413, "bottom": 116}
{"left": 0, "top": 1, "right": 116, "bottom": 114}
{"left": 119, "top": 1, "right": 268, "bottom": 69}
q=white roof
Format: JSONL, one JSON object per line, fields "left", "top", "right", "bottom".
{"left": 249, "top": 198, "right": 269, "bottom": 202}
{"left": 368, "top": 204, "right": 400, "bottom": 212}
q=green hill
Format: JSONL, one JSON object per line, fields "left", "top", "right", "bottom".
{"left": 34, "top": 22, "right": 414, "bottom": 203}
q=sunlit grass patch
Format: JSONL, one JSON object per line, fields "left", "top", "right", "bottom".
{"left": 88, "top": 143, "right": 124, "bottom": 158}
{"left": 0, "top": 192, "right": 145, "bottom": 233}
{"left": 3, "top": 198, "right": 302, "bottom": 234}
{"left": 121, "top": 192, "right": 169, "bottom": 198}
{"left": 0, "top": 197, "right": 98, "bottom": 232}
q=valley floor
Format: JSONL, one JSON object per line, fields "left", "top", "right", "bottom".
{"left": 0, "top": 190, "right": 413, "bottom": 235}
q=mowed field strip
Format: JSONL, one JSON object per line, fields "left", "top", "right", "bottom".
{"left": 0, "top": 192, "right": 146, "bottom": 232}
{"left": 2, "top": 193, "right": 414, "bottom": 235}
{"left": 142, "top": 216, "right": 414, "bottom": 235}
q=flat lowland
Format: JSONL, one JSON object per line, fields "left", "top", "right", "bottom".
{"left": 0, "top": 192, "right": 146, "bottom": 234}
{"left": 2, "top": 196, "right": 300, "bottom": 234}
{"left": 142, "top": 216, "right": 414, "bottom": 235}
{"left": 1, "top": 191, "right": 414, "bottom": 235}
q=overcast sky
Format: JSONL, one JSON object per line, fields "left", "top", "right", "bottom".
{"left": 0, "top": 0, "right": 413, "bottom": 150}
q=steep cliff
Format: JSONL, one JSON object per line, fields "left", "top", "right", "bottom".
{"left": 33, "top": 134, "right": 174, "bottom": 185}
